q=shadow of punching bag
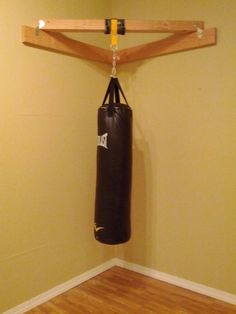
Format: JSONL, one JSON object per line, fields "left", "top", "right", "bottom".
{"left": 94, "top": 77, "right": 132, "bottom": 244}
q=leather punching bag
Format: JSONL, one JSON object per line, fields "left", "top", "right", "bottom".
{"left": 94, "top": 77, "right": 132, "bottom": 245}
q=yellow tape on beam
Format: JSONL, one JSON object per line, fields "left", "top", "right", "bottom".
{"left": 111, "top": 19, "right": 118, "bottom": 47}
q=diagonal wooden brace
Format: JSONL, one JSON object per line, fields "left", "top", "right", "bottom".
{"left": 22, "top": 26, "right": 112, "bottom": 64}
{"left": 21, "top": 25, "right": 217, "bottom": 64}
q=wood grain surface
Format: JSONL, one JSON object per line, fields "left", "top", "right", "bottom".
{"left": 26, "top": 266, "right": 236, "bottom": 313}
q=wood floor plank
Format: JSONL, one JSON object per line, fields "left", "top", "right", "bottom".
{"left": 26, "top": 266, "right": 236, "bottom": 313}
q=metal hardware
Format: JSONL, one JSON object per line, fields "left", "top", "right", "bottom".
{"left": 105, "top": 19, "right": 126, "bottom": 35}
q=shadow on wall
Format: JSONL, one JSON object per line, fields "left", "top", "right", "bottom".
{"left": 119, "top": 121, "right": 157, "bottom": 267}
{"left": 110, "top": 61, "right": 159, "bottom": 265}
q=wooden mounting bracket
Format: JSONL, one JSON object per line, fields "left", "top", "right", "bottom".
{"left": 21, "top": 19, "right": 217, "bottom": 64}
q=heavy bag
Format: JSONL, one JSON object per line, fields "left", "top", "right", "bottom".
{"left": 94, "top": 77, "right": 132, "bottom": 245}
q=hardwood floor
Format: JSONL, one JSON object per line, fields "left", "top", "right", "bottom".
{"left": 26, "top": 266, "right": 236, "bottom": 314}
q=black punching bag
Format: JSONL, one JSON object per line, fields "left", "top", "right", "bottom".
{"left": 94, "top": 77, "right": 132, "bottom": 245}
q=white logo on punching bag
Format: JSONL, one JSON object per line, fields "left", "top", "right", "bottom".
{"left": 97, "top": 133, "right": 108, "bottom": 149}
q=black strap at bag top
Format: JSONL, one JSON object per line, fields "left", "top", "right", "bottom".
{"left": 102, "top": 77, "right": 129, "bottom": 107}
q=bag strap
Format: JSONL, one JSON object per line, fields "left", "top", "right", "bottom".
{"left": 108, "top": 77, "right": 115, "bottom": 106}
{"left": 114, "top": 82, "right": 120, "bottom": 103}
{"left": 102, "top": 77, "right": 129, "bottom": 106}
{"left": 101, "top": 78, "right": 112, "bottom": 106}
{"left": 115, "top": 78, "right": 129, "bottom": 105}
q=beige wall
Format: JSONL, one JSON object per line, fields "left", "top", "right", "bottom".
{"left": 114, "top": 0, "right": 236, "bottom": 295}
{"left": 1, "top": 0, "right": 236, "bottom": 312}
{"left": 0, "top": 1, "right": 114, "bottom": 312}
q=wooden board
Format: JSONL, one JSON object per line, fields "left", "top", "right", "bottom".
{"left": 118, "top": 28, "right": 217, "bottom": 64}
{"left": 34, "top": 19, "right": 205, "bottom": 33}
{"left": 22, "top": 26, "right": 112, "bottom": 64}
{"left": 21, "top": 26, "right": 217, "bottom": 64}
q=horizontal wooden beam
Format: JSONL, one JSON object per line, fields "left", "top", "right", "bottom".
{"left": 125, "top": 20, "right": 204, "bottom": 33}
{"left": 117, "top": 28, "right": 217, "bottom": 64}
{"left": 34, "top": 19, "right": 204, "bottom": 33}
{"left": 22, "top": 26, "right": 111, "bottom": 64}
{"left": 35, "top": 19, "right": 105, "bottom": 33}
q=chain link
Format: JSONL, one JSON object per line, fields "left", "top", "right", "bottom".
{"left": 111, "top": 45, "right": 119, "bottom": 77}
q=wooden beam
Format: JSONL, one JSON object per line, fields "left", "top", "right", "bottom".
{"left": 22, "top": 26, "right": 112, "bottom": 64}
{"left": 35, "top": 19, "right": 105, "bottom": 33}
{"left": 34, "top": 19, "right": 204, "bottom": 33}
{"left": 21, "top": 25, "right": 217, "bottom": 65}
{"left": 117, "top": 28, "right": 217, "bottom": 64}
{"left": 125, "top": 20, "right": 204, "bottom": 33}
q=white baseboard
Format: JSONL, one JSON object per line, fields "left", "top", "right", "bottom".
{"left": 114, "top": 258, "right": 236, "bottom": 306}
{"left": 3, "top": 259, "right": 117, "bottom": 314}
{"left": 3, "top": 258, "right": 236, "bottom": 313}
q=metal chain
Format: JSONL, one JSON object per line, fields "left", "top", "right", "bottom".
{"left": 111, "top": 45, "right": 119, "bottom": 78}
